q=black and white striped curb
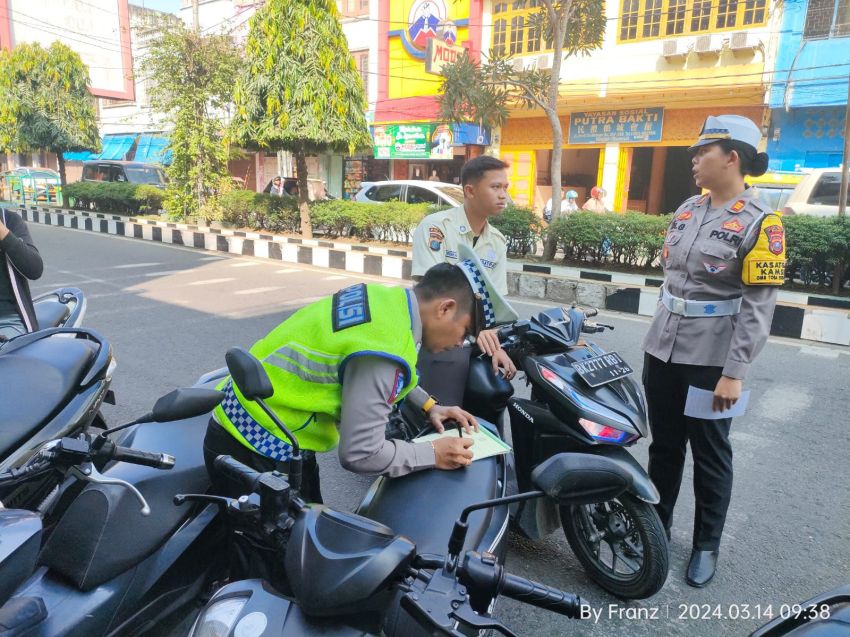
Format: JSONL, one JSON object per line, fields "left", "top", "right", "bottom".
{"left": 19, "top": 204, "right": 850, "bottom": 347}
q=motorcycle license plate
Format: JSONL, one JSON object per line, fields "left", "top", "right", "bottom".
{"left": 572, "top": 352, "right": 633, "bottom": 388}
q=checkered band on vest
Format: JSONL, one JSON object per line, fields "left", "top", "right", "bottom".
{"left": 458, "top": 258, "right": 495, "bottom": 328}
{"left": 221, "top": 380, "right": 294, "bottom": 462}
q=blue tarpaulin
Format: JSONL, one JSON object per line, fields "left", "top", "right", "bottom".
{"left": 62, "top": 150, "right": 94, "bottom": 161}
{"left": 133, "top": 135, "right": 172, "bottom": 165}
{"left": 94, "top": 135, "right": 136, "bottom": 160}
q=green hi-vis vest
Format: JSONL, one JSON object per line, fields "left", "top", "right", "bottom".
{"left": 214, "top": 284, "right": 419, "bottom": 460}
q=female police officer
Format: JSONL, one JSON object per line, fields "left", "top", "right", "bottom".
{"left": 641, "top": 115, "right": 785, "bottom": 587}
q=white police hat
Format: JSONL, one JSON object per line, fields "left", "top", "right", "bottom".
{"left": 689, "top": 114, "right": 762, "bottom": 152}
{"left": 456, "top": 243, "right": 518, "bottom": 330}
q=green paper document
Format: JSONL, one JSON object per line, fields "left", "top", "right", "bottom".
{"left": 416, "top": 426, "right": 512, "bottom": 462}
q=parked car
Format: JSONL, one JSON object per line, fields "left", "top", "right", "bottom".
{"left": 782, "top": 168, "right": 850, "bottom": 216}
{"left": 355, "top": 180, "right": 464, "bottom": 207}
{"left": 749, "top": 170, "right": 806, "bottom": 213}
{"left": 81, "top": 160, "right": 167, "bottom": 188}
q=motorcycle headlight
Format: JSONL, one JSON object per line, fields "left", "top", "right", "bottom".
{"left": 190, "top": 596, "right": 248, "bottom": 637}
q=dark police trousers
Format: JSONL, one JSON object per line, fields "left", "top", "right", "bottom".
{"left": 643, "top": 354, "right": 733, "bottom": 551}
{"left": 203, "top": 418, "right": 323, "bottom": 505}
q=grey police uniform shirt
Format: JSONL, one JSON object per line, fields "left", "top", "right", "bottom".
{"left": 641, "top": 188, "right": 779, "bottom": 380}
{"left": 411, "top": 206, "right": 508, "bottom": 295}
{"left": 337, "top": 292, "right": 435, "bottom": 477}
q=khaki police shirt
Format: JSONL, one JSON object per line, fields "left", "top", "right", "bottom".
{"left": 338, "top": 293, "right": 434, "bottom": 477}
{"left": 641, "top": 188, "right": 780, "bottom": 380}
{"left": 411, "top": 206, "right": 508, "bottom": 295}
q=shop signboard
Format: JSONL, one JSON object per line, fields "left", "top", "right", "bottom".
{"left": 569, "top": 108, "right": 664, "bottom": 144}
{"left": 372, "top": 123, "right": 455, "bottom": 159}
{"left": 425, "top": 38, "right": 467, "bottom": 75}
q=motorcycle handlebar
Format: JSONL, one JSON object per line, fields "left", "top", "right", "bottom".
{"left": 213, "top": 455, "right": 263, "bottom": 492}
{"left": 110, "top": 445, "right": 175, "bottom": 470}
{"left": 500, "top": 572, "right": 583, "bottom": 618}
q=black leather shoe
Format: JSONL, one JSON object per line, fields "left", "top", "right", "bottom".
{"left": 686, "top": 550, "right": 718, "bottom": 588}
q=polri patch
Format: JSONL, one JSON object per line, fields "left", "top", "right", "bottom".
{"left": 722, "top": 219, "right": 745, "bottom": 233}
{"left": 332, "top": 283, "right": 371, "bottom": 332}
{"left": 676, "top": 211, "right": 693, "bottom": 221}
{"left": 429, "top": 226, "right": 444, "bottom": 251}
{"left": 387, "top": 368, "right": 405, "bottom": 404}
{"left": 764, "top": 224, "right": 784, "bottom": 255}
{"left": 729, "top": 200, "right": 746, "bottom": 213}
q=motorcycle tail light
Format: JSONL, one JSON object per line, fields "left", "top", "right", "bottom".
{"left": 539, "top": 365, "right": 569, "bottom": 392}
{"left": 579, "top": 417, "right": 634, "bottom": 443}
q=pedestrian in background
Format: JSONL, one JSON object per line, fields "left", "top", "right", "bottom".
{"left": 0, "top": 208, "right": 43, "bottom": 339}
{"left": 582, "top": 186, "right": 607, "bottom": 213}
{"left": 641, "top": 115, "right": 784, "bottom": 588}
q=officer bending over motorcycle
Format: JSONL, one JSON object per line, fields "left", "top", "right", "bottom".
{"left": 204, "top": 246, "right": 518, "bottom": 503}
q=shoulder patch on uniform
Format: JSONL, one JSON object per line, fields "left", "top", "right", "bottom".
{"left": 742, "top": 214, "right": 785, "bottom": 286}
{"left": 676, "top": 211, "right": 693, "bottom": 221}
{"left": 332, "top": 283, "right": 371, "bottom": 331}
{"left": 428, "top": 226, "right": 444, "bottom": 251}
{"left": 697, "top": 194, "right": 709, "bottom": 204}
{"left": 729, "top": 200, "right": 746, "bottom": 213}
{"left": 387, "top": 368, "right": 405, "bottom": 404}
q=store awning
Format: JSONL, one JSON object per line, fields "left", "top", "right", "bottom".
{"left": 133, "top": 135, "right": 172, "bottom": 165}
{"left": 94, "top": 135, "right": 136, "bottom": 161}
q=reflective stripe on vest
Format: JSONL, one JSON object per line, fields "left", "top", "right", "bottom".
{"left": 220, "top": 380, "right": 295, "bottom": 462}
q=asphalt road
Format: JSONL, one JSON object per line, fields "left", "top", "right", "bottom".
{"left": 27, "top": 223, "right": 850, "bottom": 637}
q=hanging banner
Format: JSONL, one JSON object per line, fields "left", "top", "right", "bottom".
{"left": 569, "top": 107, "right": 665, "bottom": 144}
{"left": 372, "top": 124, "right": 456, "bottom": 159}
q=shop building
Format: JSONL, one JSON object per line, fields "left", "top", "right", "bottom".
{"left": 366, "top": 0, "right": 491, "bottom": 190}
{"left": 766, "top": 0, "right": 849, "bottom": 171}
{"left": 483, "top": 0, "right": 779, "bottom": 214}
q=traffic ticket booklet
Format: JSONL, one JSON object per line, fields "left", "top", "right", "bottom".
{"left": 416, "top": 425, "right": 512, "bottom": 462}
{"left": 684, "top": 386, "right": 751, "bottom": 420}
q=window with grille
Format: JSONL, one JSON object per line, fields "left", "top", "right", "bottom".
{"left": 804, "top": 0, "right": 850, "bottom": 37}
{"left": 510, "top": 16, "right": 525, "bottom": 53}
{"left": 493, "top": 18, "right": 508, "bottom": 56}
{"left": 352, "top": 50, "right": 368, "bottom": 90}
{"left": 619, "top": 0, "right": 766, "bottom": 41}
{"left": 337, "top": 0, "right": 368, "bottom": 17}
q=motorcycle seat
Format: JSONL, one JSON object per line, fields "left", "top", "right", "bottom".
{"left": 0, "top": 336, "right": 98, "bottom": 460}
{"left": 34, "top": 301, "right": 71, "bottom": 329}
{"left": 357, "top": 450, "right": 502, "bottom": 557}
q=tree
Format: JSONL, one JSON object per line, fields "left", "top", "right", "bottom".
{"left": 142, "top": 21, "right": 241, "bottom": 218}
{"left": 0, "top": 42, "right": 100, "bottom": 186}
{"left": 230, "top": 0, "right": 372, "bottom": 238}
{"left": 438, "top": 0, "right": 606, "bottom": 260}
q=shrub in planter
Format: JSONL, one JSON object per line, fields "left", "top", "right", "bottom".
{"left": 784, "top": 215, "right": 850, "bottom": 287}
{"left": 133, "top": 185, "right": 165, "bottom": 215}
{"left": 61, "top": 181, "right": 142, "bottom": 214}
{"left": 490, "top": 205, "right": 542, "bottom": 256}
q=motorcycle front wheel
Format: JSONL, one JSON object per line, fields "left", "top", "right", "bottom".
{"left": 561, "top": 493, "right": 668, "bottom": 599}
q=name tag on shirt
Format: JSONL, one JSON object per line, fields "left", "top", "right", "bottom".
{"left": 684, "top": 386, "right": 750, "bottom": 420}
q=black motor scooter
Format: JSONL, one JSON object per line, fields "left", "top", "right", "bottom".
{"left": 179, "top": 348, "right": 644, "bottom": 636}
{"left": 0, "top": 326, "right": 115, "bottom": 510}
{"left": 0, "top": 381, "right": 227, "bottom": 636}
{"left": 383, "top": 304, "right": 667, "bottom": 600}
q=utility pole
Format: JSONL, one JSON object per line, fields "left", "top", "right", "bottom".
{"left": 838, "top": 70, "right": 850, "bottom": 218}
{"left": 192, "top": 0, "right": 200, "bottom": 34}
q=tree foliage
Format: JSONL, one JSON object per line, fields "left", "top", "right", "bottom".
{"left": 230, "top": 0, "right": 372, "bottom": 237}
{"left": 142, "top": 22, "right": 241, "bottom": 218}
{"left": 438, "top": 0, "right": 606, "bottom": 258}
{"left": 0, "top": 42, "right": 100, "bottom": 186}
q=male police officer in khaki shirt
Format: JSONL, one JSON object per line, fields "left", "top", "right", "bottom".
{"left": 642, "top": 115, "right": 784, "bottom": 588}
{"left": 411, "top": 156, "right": 516, "bottom": 405}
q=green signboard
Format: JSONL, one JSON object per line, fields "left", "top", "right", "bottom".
{"left": 372, "top": 123, "right": 454, "bottom": 160}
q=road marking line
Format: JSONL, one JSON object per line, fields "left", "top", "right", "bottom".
{"left": 144, "top": 270, "right": 188, "bottom": 277}
{"left": 231, "top": 262, "right": 260, "bottom": 268}
{"left": 234, "top": 286, "right": 281, "bottom": 295}
{"left": 323, "top": 275, "right": 348, "bottom": 281}
{"left": 112, "top": 262, "right": 162, "bottom": 269}
{"left": 275, "top": 269, "right": 300, "bottom": 274}
{"left": 188, "top": 277, "right": 237, "bottom": 286}
{"left": 799, "top": 346, "right": 841, "bottom": 359}
{"left": 199, "top": 256, "right": 224, "bottom": 261}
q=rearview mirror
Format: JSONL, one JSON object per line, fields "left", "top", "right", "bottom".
{"left": 531, "top": 452, "right": 631, "bottom": 505}
{"left": 150, "top": 388, "right": 224, "bottom": 423}
{"left": 226, "top": 347, "right": 273, "bottom": 401}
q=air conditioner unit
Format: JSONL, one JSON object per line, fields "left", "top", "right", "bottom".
{"left": 661, "top": 39, "right": 688, "bottom": 61}
{"left": 512, "top": 58, "right": 525, "bottom": 72}
{"left": 536, "top": 54, "right": 552, "bottom": 70}
{"left": 694, "top": 34, "right": 721, "bottom": 57}
{"left": 729, "top": 30, "right": 760, "bottom": 56}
